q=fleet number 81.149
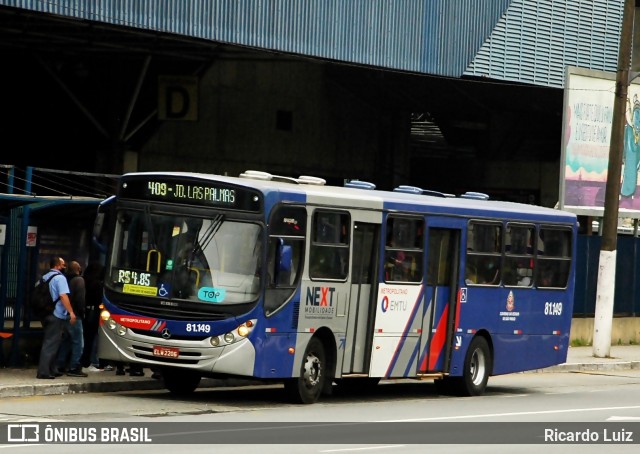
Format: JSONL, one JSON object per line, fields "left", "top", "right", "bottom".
{"left": 544, "top": 301, "right": 563, "bottom": 315}
{"left": 186, "top": 323, "right": 211, "bottom": 333}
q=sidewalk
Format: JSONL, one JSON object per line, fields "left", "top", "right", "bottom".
{"left": 540, "top": 344, "right": 640, "bottom": 372}
{"left": 1, "top": 345, "right": 639, "bottom": 399}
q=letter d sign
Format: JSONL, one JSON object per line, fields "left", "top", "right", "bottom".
{"left": 158, "top": 75, "right": 198, "bottom": 121}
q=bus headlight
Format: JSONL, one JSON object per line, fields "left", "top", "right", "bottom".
{"left": 237, "top": 319, "right": 255, "bottom": 338}
{"left": 209, "top": 319, "right": 256, "bottom": 347}
{"left": 107, "top": 318, "right": 117, "bottom": 330}
{"left": 237, "top": 325, "right": 250, "bottom": 337}
{"left": 117, "top": 325, "right": 127, "bottom": 336}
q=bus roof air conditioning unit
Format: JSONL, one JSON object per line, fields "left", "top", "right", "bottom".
{"left": 344, "top": 180, "right": 376, "bottom": 190}
{"left": 460, "top": 191, "right": 490, "bottom": 200}
{"left": 297, "top": 175, "right": 326, "bottom": 185}
{"left": 393, "top": 185, "right": 449, "bottom": 198}
{"left": 239, "top": 170, "right": 272, "bottom": 180}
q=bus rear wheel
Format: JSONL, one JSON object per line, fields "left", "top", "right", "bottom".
{"left": 284, "top": 337, "right": 326, "bottom": 404}
{"left": 162, "top": 367, "right": 201, "bottom": 396}
{"left": 455, "top": 336, "right": 491, "bottom": 396}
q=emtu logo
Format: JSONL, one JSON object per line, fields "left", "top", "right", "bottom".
{"left": 380, "top": 295, "right": 390, "bottom": 313}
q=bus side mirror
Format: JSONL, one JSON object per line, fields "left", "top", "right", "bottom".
{"left": 92, "top": 195, "right": 115, "bottom": 255}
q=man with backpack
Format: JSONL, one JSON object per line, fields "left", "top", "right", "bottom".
{"left": 36, "top": 256, "right": 77, "bottom": 379}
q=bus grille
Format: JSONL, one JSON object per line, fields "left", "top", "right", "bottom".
{"left": 116, "top": 302, "right": 231, "bottom": 321}
{"left": 129, "top": 328, "right": 209, "bottom": 341}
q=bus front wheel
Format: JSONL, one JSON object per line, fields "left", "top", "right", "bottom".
{"left": 284, "top": 337, "right": 326, "bottom": 404}
{"left": 162, "top": 367, "right": 201, "bottom": 396}
{"left": 455, "top": 336, "right": 491, "bottom": 396}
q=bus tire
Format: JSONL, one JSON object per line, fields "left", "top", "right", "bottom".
{"left": 284, "top": 337, "right": 326, "bottom": 404}
{"left": 162, "top": 367, "right": 201, "bottom": 396}
{"left": 455, "top": 336, "right": 491, "bottom": 396}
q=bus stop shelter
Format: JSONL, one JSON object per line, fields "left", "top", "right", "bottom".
{"left": 0, "top": 166, "right": 116, "bottom": 366}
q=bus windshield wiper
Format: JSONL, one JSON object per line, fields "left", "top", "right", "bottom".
{"left": 143, "top": 205, "right": 157, "bottom": 251}
{"left": 192, "top": 214, "right": 224, "bottom": 260}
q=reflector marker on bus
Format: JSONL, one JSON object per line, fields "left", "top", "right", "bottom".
{"left": 552, "top": 330, "right": 561, "bottom": 335}
{"left": 305, "top": 328, "right": 315, "bottom": 333}
{"left": 513, "top": 330, "right": 523, "bottom": 334}
{"left": 265, "top": 328, "right": 276, "bottom": 333}
{"left": 377, "top": 328, "right": 383, "bottom": 333}
{"left": 415, "top": 329, "right": 422, "bottom": 333}
{"left": 467, "top": 329, "right": 476, "bottom": 334}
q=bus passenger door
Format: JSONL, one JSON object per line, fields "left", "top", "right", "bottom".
{"left": 342, "top": 222, "right": 378, "bottom": 374}
{"left": 418, "top": 227, "right": 460, "bottom": 373}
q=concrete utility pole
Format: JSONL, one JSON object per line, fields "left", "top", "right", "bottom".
{"left": 593, "top": 0, "right": 635, "bottom": 357}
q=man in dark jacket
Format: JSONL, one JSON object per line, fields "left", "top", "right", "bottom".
{"left": 56, "top": 260, "right": 87, "bottom": 377}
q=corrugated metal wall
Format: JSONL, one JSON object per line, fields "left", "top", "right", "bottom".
{"left": 3, "top": 0, "right": 508, "bottom": 77}
{"left": 466, "top": 0, "right": 623, "bottom": 87}
{"left": 1, "top": 0, "right": 625, "bottom": 87}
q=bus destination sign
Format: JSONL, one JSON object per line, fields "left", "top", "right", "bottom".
{"left": 120, "top": 177, "right": 262, "bottom": 212}
{"left": 147, "top": 181, "right": 234, "bottom": 204}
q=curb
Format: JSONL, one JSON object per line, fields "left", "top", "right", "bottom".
{"left": 536, "top": 361, "right": 640, "bottom": 373}
{"left": 0, "top": 379, "right": 165, "bottom": 399}
{"left": 0, "top": 377, "right": 264, "bottom": 399}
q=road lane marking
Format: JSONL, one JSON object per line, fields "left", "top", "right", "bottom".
{"left": 320, "top": 446, "right": 405, "bottom": 453}
{"left": 378, "top": 405, "right": 640, "bottom": 422}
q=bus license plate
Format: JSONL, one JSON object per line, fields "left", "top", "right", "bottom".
{"left": 153, "top": 346, "right": 179, "bottom": 358}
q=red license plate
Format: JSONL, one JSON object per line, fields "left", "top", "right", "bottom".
{"left": 153, "top": 345, "right": 179, "bottom": 358}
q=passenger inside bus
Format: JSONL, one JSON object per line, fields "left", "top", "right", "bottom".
{"left": 466, "top": 258, "right": 500, "bottom": 285}
{"left": 465, "top": 262, "right": 477, "bottom": 284}
{"left": 516, "top": 267, "right": 533, "bottom": 286}
{"left": 385, "top": 248, "right": 406, "bottom": 279}
{"left": 481, "top": 261, "right": 499, "bottom": 284}
{"left": 538, "top": 266, "right": 554, "bottom": 287}
{"left": 171, "top": 241, "right": 198, "bottom": 298}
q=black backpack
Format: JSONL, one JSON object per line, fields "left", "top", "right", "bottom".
{"left": 31, "top": 272, "right": 61, "bottom": 319}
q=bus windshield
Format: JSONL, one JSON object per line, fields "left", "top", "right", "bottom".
{"left": 106, "top": 208, "right": 263, "bottom": 305}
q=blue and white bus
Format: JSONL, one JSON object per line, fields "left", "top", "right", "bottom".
{"left": 97, "top": 170, "right": 577, "bottom": 404}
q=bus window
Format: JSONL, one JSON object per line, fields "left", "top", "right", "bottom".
{"left": 265, "top": 205, "right": 306, "bottom": 315}
{"left": 310, "top": 210, "right": 349, "bottom": 280}
{"left": 427, "top": 228, "right": 453, "bottom": 286}
{"left": 384, "top": 216, "right": 423, "bottom": 283}
{"left": 504, "top": 223, "right": 535, "bottom": 287}
{"left": 465, "top": 221, "right": 502, "bottom": 285}
{"left": 536, "top": 227, "right": 572, "bottom": 288}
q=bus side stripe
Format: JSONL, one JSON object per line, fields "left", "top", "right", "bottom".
{"left": 427, "top": 305, "right": 450, "bottom": 370}
{"left": 385, "top": 285, "right": 424, "bottom": 377}
{"left": 454, "top": 288, "right": 462, "bottom": 332}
